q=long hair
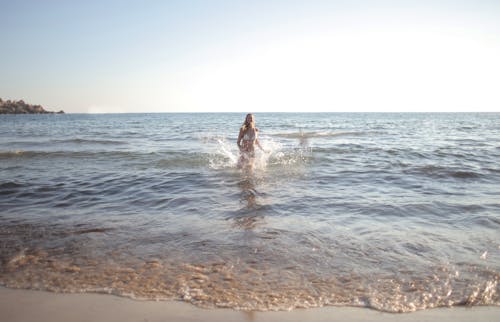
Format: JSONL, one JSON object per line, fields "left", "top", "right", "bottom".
{"left": 241, "top": 113, "right": 254, "bottom": 131}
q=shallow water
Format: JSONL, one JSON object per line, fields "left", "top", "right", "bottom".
{"left": 0, "top": 113, "right": 499, "bottom": 312}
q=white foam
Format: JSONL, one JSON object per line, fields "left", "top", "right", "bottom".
{"left": 205, "top": 134, "right": 311, "bottom": 172}
{"left": 208, "top": 137, "right": 239, "bottom": 170}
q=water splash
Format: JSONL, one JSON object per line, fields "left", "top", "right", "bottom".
{"left": 207, "top": 135, "right": 311, "bottom": 171}
{"left": 208, "top": 137, "right": 238, "bottom": 169}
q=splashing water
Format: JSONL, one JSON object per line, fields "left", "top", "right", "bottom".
{"left": 208, "top": 137, "right": 239, "bottom": 169}
{"left": 207, "top": 135, "right": 311, "bottom": 172}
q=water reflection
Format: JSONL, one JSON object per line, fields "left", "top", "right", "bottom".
{"left": 232, "top": 171, "right": 264, "bottom": 230}
{"left": 239, "top": 176, "right": 257, "bottom": 209}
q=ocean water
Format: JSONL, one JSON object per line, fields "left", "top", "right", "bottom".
{"left": 0, "top": 112, "right": 499, "bottom": 312}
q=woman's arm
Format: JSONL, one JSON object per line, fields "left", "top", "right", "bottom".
{"left": 255, "top": 129, "right": 265, "bottom": 152}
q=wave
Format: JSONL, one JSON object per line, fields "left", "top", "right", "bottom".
{"left": 0, "top": 181, "right": 26, "bottom": 189}
{"left": 157, "top": 152, "right": 216, "bottom": 168}
{"left": 3, "top": 138, "right": 127, "bottom": 147}
{"left": 272, "top": 130, "right": 369, "bottom": 139}
{"left": 51, "top": 138, "right": 127, "bottom": 145}
{"left": 404, "top": 165, "right": 484, "bottom": 180}
{"left": 0, "top": 246, "right": 497, "bottom": 312}
{"left": 0, "top": 150, "right": 143, "bottom": 159}
{"left": 0, "top": 151, "right": 26, "bottom": 158}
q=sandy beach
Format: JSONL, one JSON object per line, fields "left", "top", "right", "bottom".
{"left": 0, "top": 287, "right": 498, "bottom": 322}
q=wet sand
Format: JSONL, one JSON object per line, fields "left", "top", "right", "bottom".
{"left": 1, "top": 287, "right": 498, "bottom": 322}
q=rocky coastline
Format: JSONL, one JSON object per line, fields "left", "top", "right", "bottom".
{"left": 0, "top": 98, "right": 64, "bottom": 114}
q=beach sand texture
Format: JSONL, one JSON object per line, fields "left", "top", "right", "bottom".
{"left": 1, "top": 287, "right": 498, "bottom": 322}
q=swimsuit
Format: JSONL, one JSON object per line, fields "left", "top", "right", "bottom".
{"left": 239, "top": 130, "right": 257, "bottom": 165}
{"left": 242, "top": 131, "right": 256, "bottom": 141}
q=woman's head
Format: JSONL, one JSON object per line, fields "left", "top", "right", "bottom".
{"left": 242, "top": 113, "right": 255, "bottom": 130}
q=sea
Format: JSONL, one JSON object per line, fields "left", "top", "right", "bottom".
{"left": 0, "top": 113, "right": 499, "bottom": 312}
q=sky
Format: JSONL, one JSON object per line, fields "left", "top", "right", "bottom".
{"left": 1, "top": 0, "right": 500, "bottom": 113}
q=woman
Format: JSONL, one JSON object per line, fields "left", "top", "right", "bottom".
{"left": 237, "top": 113, "right": 265, "bottom": 169}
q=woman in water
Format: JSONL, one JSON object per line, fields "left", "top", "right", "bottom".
{"left": 237, "top": 113, "right": 265, "bottom": 169}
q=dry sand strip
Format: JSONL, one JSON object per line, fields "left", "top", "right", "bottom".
{"left": 0, "top": 287, "right": 498, "bottom": 322}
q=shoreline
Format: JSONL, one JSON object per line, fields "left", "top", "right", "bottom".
{"left": 1, "top": 287, "right": 498, "bottom": 322}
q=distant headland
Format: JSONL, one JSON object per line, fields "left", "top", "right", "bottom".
{"left": 0, "top": 98, "right": 64, "bottom": 114}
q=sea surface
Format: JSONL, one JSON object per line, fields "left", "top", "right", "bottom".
{"left": 0, "top": 113, "right": 499, "bottom": 312}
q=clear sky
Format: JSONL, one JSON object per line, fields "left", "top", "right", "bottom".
{"left": 1, "top": 0, "right": 499, "bottom": 113}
